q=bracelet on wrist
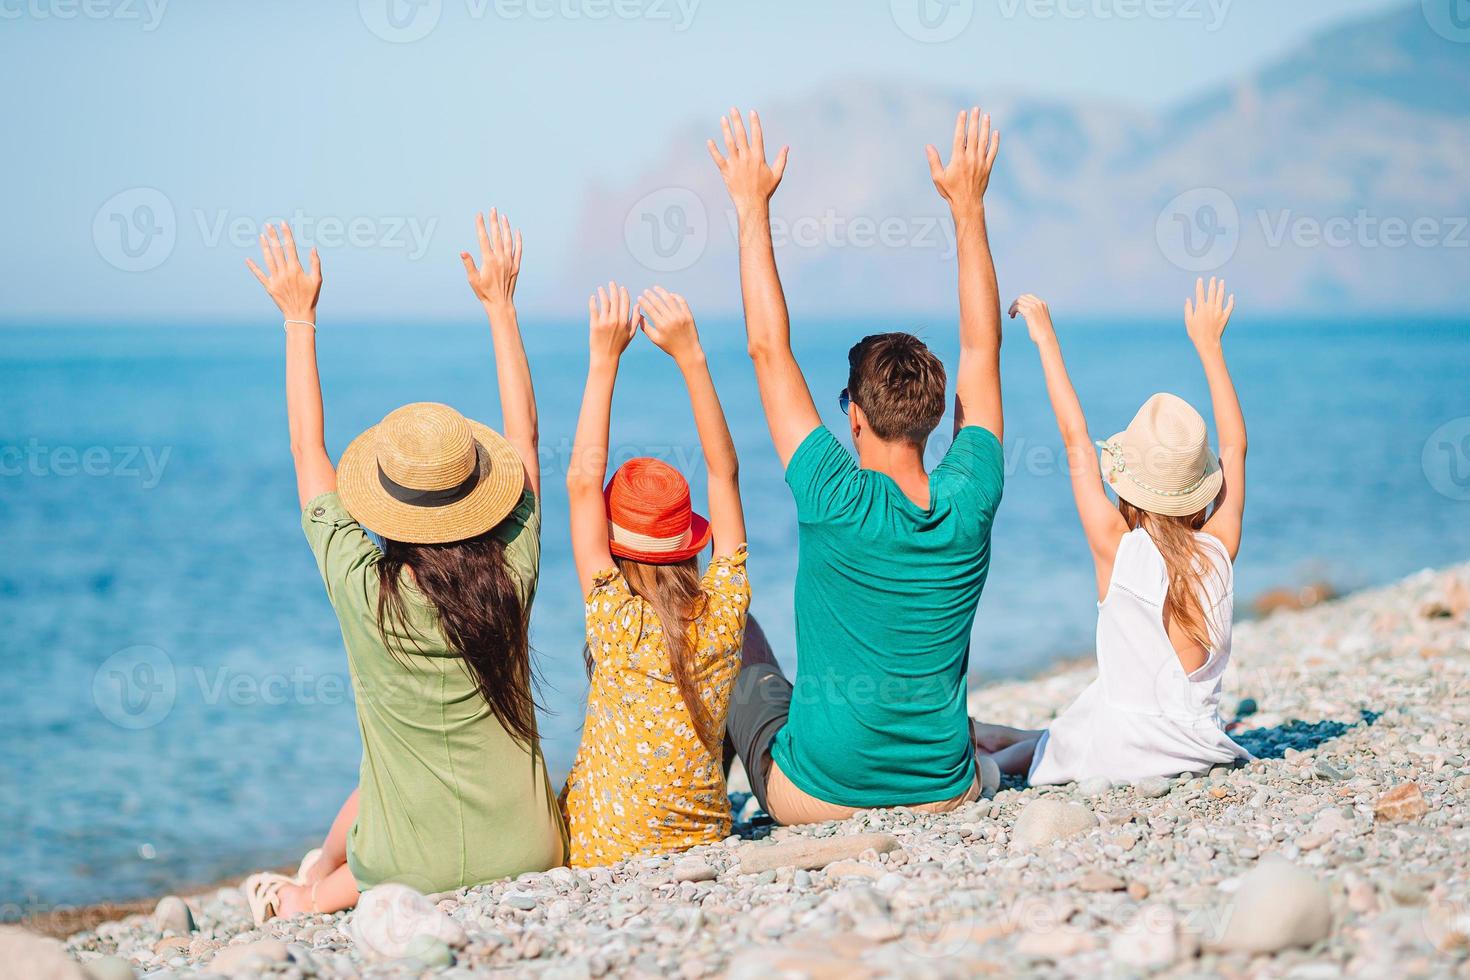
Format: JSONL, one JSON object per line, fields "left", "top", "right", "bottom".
{"left": 284, "top": 318, "right": 316, "bottom": 331}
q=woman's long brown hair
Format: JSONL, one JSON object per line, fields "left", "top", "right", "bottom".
{"left": 1118, "top": 499, "right": 1225, "bottom": 658}
{"left": 375, "top": 531, "right": 539, "bottom": 747}
{"left": 613, "top": 556, "right": 720, "bottom": 753}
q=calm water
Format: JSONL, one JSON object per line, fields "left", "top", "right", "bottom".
{"left": 2, "top": 317, "right": 1467, "bottom": 908}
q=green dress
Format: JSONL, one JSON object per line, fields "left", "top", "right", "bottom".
{"left": 302, "top": 490, "right": 566, "bottom": 892}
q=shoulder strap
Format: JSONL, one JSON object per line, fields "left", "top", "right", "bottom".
{"left": 1109, "top": 529, "right": 1169, "bottom": 605}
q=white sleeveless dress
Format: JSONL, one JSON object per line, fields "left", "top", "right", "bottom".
{"left": 1028, "top": 528, "right": 1251, "bottom": 785}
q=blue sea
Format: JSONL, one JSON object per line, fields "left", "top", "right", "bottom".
{"left": 2, "top": 316, "right": 1467, "bottom": 910}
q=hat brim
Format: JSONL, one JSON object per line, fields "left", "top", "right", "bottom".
{"left": 1100, "top": 432, "right": 1223, "bottom": 518}
{"left": 337, "top": 419, "right": 525, "bottom": 545}
{"left": 608, "top": 512, "right": 712, "bottom": 565}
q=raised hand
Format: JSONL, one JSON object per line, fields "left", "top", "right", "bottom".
{"left": 588, "top": 281, "right": 638, "bottom": 365}
{"left": 707, "top": 107, "right": 789, "bottom": 209}
{"left": 461, "top": 209, "right": 523, "bottom": 311}
{"left": 246, "top": 223, "right": 322, "bottom": 322}
{"left": 638, "top": 287, "right": 702, "bottom": 365}
{"left": 926, "top": 107, "right": 1000, "bottom": 217}
{"left": 1009, "top": 294, "right": 1055, "bottom": 345}
{"left": 1185, "top": 276, "right": 1235, "bottom": 350}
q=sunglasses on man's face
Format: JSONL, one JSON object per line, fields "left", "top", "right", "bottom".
{"left": 839, "top": 388, "right": 851, "bottom": 415}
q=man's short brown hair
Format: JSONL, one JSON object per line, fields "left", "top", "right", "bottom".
{"left": 846, "top": 333, "right": 947, "bottom": 445}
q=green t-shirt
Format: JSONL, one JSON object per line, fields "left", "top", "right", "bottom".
{"left": 770, "top": 425, "right": 1005, "bottom": 808}
{"left": 302, "top": 490, "right": 566, "bottom": 892}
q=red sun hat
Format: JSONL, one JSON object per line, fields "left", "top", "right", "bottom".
{"left": 604, "top": 457, "right": 712, "bottom": 565}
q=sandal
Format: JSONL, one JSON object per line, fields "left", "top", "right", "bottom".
{"left": 293, "top": 848, "right": 324, "bottom": 885}
{"left": 242, "top": 872, "right": 292, "bottom": 925}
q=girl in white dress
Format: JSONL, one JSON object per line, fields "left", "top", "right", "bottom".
{"left": 973, "top": 278, "right": 1251, "bottom": 783}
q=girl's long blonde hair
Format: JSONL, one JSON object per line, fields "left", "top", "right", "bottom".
{"left": 1117, "top": 499, "right": 1226, "bottom": 654}
{"left": 606, "top": 556, "right": 720, "bottom": 752}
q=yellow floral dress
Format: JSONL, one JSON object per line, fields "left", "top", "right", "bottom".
{"left": 563, "top": 546, "right": 750, "bottom": 867}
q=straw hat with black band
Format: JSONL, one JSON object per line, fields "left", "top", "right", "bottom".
{"left": 337, "top": 402, "right": 525, "bottom": 545}
{"left": 1097, "top": 392, "right": 1223, "bottom": 518}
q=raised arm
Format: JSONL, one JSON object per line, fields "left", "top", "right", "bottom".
{"left": 462, "top": 210, "right": 539, "bottom": 495}
{"left": 639, "top": 287, "right": 746, "bottom": 557}
{"left": 928, "top": 108, "right": 1003, "bottom": 441}
{"left": 246, "top": 222, "right": 332, "bottom": 508}
{"left": 1013, "top": 296, "right": 1127, "bottom": 598}
{"left": 1188, "top": 277, "right": 1245, "bottom": 560}
{"left": 566, "top": 283, "right": 638, "bottom": 597}
{"left": 707, "top": 107, "right": 820, "bottom": 467}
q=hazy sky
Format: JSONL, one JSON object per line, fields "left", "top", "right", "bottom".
{"left": 0, "top": 0, "right": 1409, "bottom": 320}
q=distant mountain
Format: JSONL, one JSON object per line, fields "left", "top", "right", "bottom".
{"left": 563, "top": 5, "right": 1470, "bottom": 317}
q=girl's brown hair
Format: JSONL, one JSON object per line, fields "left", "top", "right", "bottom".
{"left": 1117, "top": 499, "right": 1225, "bottom": 658}
{"left": 375, "top": 531, "right": 540, "bottom": 747}
{"left": 611, "top": 556, "right": 720, "bottom": 752}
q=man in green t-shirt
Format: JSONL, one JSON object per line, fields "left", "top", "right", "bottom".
{"left": 709, "top": 107, "right": 1007, "bottom": 823}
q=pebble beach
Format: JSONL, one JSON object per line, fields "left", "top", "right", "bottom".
{"left": 12, "top": 562, "right": 1470, "bottom": 979}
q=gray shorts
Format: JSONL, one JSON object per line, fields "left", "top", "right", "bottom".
{"left": 724, "top": 662, "right": 793, "bottom": 817}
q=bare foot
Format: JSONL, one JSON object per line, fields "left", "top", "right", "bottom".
{"left": 274, "top": 882, "right": 311, "bottom": 919}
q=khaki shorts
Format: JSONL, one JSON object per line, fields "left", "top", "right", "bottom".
{"left": 765, "top": 758, "right": 981, "bottom": 825}
{"left": 726, "top": 661, "right": 981, "bottom": 825}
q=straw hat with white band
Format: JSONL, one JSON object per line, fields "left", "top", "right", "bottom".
{"left": 1098, "top": 392, "right": 1223, "bottom": 518}
{"left": 337, "top": 402, "right": 525, "bottom": 545}
{"left": 604, "top": 457, "right": 711, "bottom": 565}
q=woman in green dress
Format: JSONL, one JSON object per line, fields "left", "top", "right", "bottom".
{"left": 239, "top": 212, "right": 565, "bottom": 922}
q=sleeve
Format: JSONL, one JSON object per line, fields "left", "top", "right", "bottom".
{"left": 492, "top": 490, "right": 542, "bottom": 611}
{"left": 584, "top": 567, "right": 638, "bottom": 669}
{"left": 783, "top": 426, "right": 864, "bottom": 525}
{"left": 932, "top": 425, "right": 1005, "bottom": 519}
{"left": 301, "top": 491, "right": 382, "bottom": 611}
{"left": 701, "top": 544, "right": 751, "bottom": 612}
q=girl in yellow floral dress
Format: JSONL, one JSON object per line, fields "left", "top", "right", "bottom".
{"left": 562, "top": 283, "right": 750, "bottom": 867}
